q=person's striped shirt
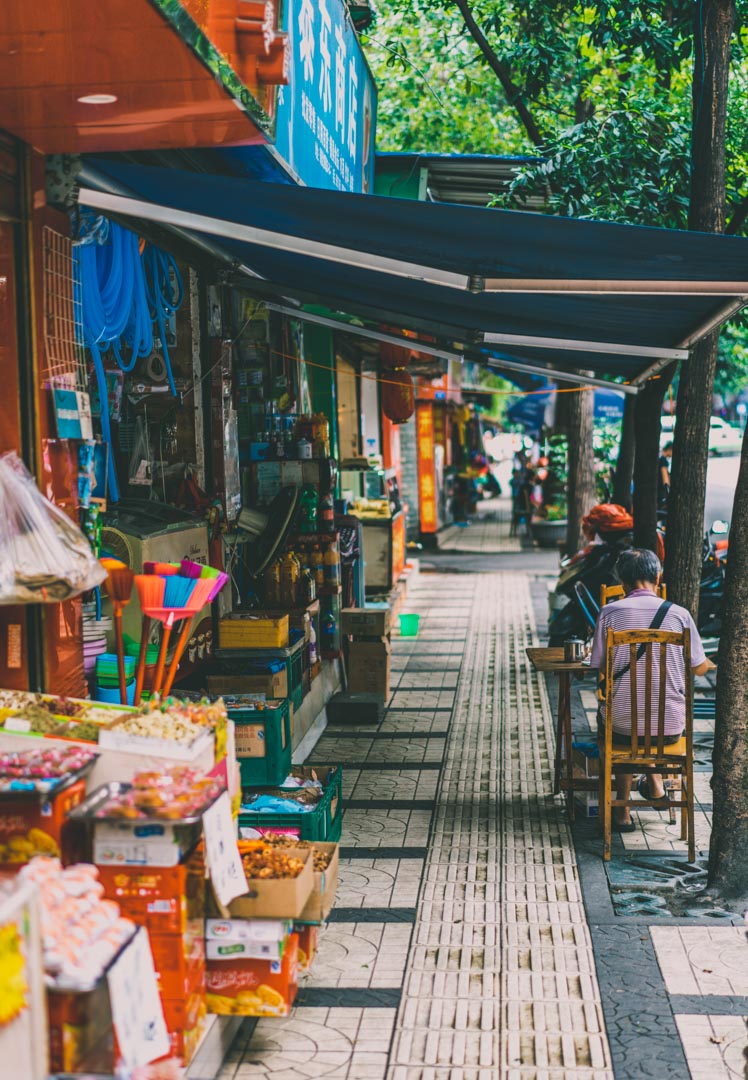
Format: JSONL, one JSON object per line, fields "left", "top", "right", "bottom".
{"left": 589, "top": 589, "right": 706, "bottom": 737}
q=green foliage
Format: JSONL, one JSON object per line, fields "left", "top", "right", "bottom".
{"left": 716, "top": 317, "right": 748, "bottom": 398}
{"left": 362, "top": 6, "right": 524, "bottom": 153}
{"left": 474, "top": 368, "right": 519, "bottom": 425}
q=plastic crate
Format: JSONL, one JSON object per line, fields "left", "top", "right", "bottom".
{"left": 219, "top": 614, "right": 289, "bottom": 649}
{"left": 238, "top": 765, "right": 343, "bottom": 842}
{"left": 226, "top": 698, "right": 292, "bottom": 787}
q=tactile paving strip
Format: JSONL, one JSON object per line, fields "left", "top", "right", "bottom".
{"left": 387, "top": 575, "right": 614, "bottom": 1078}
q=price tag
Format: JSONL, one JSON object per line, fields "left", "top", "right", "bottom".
{"left": 203, "top": 790, "right": 246, "bottom": 907}
{"left": 107, "top": 928, "right": 169, "bottom": 1069}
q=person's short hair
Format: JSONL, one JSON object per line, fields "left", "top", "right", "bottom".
{"left": 663, "top": 441, "right": 674, "bottom": 453}
{"left": 616, "top": 548, "right": 661, "bottom": 587}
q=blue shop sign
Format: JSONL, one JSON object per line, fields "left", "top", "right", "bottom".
{"left": 275, "top": 0, "right": 377, "bottom": 193}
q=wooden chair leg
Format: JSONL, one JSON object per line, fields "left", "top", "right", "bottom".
{"left": 601, "top": 752, "right": 612, "bottom": 861}
{"left": 679, "top": 769, "right": 688, "bottom": 841}
{"left": 686, "top": 760, "right": 696, "bottom": 863}
{"left": 553, "top": 678, "right": 565, "bottom": 796}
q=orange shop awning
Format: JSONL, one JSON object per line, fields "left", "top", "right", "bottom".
{"left": 0, "top": 0, "right": 279, "bottom": 154}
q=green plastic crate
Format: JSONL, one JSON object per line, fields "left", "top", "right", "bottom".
{"left": 225, "top": 698, "right": 291, "bottom": 788}
{"left": 238, "top": 764, "right": 343, "bottom": 842}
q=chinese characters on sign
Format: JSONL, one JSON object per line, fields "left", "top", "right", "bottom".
{"left": 417, "top": 403, "right": 437, "bottom": 533}
{"left": 276, "top": 0, "right": 376, "bottom": 193}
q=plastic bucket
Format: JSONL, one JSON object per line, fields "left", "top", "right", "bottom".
{"left": 399, "top": 613, "right": 420, "bottom": 637}
{"left": 96, "top": 681, "right": 135, "bottom": 706}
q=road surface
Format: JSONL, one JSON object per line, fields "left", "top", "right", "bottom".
{"left": 704, "top": 453, "right": 742, "bottom": 529}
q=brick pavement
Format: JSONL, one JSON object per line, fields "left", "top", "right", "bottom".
{"left": 218, "top": 571, "right": 748, "bottom": 1080}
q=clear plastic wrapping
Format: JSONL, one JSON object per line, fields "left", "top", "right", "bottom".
{"left": 0, "top": 452, "right": 106, "bottom": 604}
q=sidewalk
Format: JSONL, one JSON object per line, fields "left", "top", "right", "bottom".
{"left": 437, "top": 496, "right": 522, "bottom": 554}
{"left": 218, "top": 570, "right": 747, "bottom": 1080}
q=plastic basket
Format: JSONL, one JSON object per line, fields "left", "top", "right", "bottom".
{"left": 219, "top": 615, "right": 289, "bottom": 649}
{"left": 399, "top": 613, "right": 420, "bottom": 637}
{"left": 238, "top": 765, "right": 343, "bottom": 842}
{"left": 227, "top": 699, "right": 292, "bottom": 788}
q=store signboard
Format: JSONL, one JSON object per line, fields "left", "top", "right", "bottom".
{"left": 275, "top": 0, "right": 377, "bottom": 192}
{"left": 416, "top": 403, "right": 437, "bottom": 534}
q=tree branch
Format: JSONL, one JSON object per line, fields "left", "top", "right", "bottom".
{"left": 726, "top": 191, "right": 748, "bottom": 235}
{"left": 452, "top": 0, "right": 546, "bottom": 148}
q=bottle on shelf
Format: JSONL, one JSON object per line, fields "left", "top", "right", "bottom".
{"left": 279, "top": 550, "right": 300, "bottom": 608}
{"left": 321, "top": 610, "right": 338, "bottom": 655}
{"left": 300, "top": 568, "right": 316, "bottom": 605}
{"left": 298, "top": 485, "right": 319, "bottom": 535}
{"left": 323, "top": 540, "right": 341, "bottom": 588}
{"left": 263, "top": 559, "right": 281, "bottom": 607}
{"left": 309, "top": 622, "right": 318, "bottom": 665}
{"left": 310, "top": 545, "right": 324, "bottom": 590}
{"left": 318, "top": 493, "right": 335, "bottom": 533}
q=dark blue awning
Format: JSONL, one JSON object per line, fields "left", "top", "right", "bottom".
{"left": 78, "top": 160, "right": 748, "bottom": 385}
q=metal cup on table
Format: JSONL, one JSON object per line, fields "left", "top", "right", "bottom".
{"left": 563, "top": 637, "right": 585, "bottom": 663}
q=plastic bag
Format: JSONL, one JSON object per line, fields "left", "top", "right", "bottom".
{"left": 0, "top": 452, "right": 106, "bottom": 604}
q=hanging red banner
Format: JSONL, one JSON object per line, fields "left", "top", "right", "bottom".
{"left": 416, "top": 403, "right": 437, "bottom": 534}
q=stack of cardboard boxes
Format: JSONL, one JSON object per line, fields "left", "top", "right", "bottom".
{"left": 342, "top": 608, "right": 391, "bottom": 699}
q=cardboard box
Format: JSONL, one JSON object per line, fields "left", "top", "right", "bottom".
{"left": 298, "top": 842, "right": 339, "bottom": 924}
{"left": 149, "top": 923, "right": 205, "bottom": 999}
{"left": 98, "top": 853, "right": 205, "bottom": 934}
{"left": 294, "top": 924, "right": 318, "bottom": 971}
{"left": 205, "top": 916, "right": 291, "bottom": 961}
{"left": 47, "top": 980, "right": 114, "bottom": 1074}
{"left": 207, "top": 670, "right": 288, "bottom": 699}
{"left": 347, "top": 637, "right": 391, "bottom": 696}
{"left": 161, "top": 990, "right": 206, "bottom": 1032}
{"left": 572, "top": 747, "right": 599, "bottom": 818}
{"left": 0, "top": 779, "right": 87, "bottom": 864}
{"left": 341, "top": 607, "right": 391, "bottom": 638}
{"left": 93, "top": 819, "right": 200, "bottom": 867}
{"left": 167, "top": 1019, "right": 204, "bottom": 1067}
{"left": 210, "top": 847, "right": 314, "bottom": 921}
{"left": 206, "top": 933, "right": 298, "bottom": 1016}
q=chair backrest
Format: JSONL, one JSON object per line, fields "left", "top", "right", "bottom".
{"left": 603, "top": 626, "right": 692, "bottom": 756}
{"left": 600, "top": 581, "right": 667, "bottom": 606}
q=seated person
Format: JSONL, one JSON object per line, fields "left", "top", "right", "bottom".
{"left": 589, "top": 548, "right": 714, "bottom": 831}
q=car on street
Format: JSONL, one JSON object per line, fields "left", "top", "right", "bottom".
{"left": 659, "top": 415, "right": 743, "bottom": 455}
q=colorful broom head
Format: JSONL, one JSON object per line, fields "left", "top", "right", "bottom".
{"left": 183, "top": 578, "right": 217, "bottom": 612}
{"left": 179, "top": 559, "right": 204, "bottom": 579}
{"left": 206, "top": 571, "right": 229, "bottom": 603}
{"left": 134, "top": 574, "right": 166, "bottom": 610}
{"left": 100, "top": 557, "right": 127, "bottom": 572}
{"left": 103, "top": 566, "right": 135, "bottom": 604}
{"left": 199, "top": 565, "right": 222, "bottom": 579}
{"left": 163, "top": 575, "right": 197, "bottom": 610}
{"left": 152, "top": 562, "right": 180, "bottom": 576}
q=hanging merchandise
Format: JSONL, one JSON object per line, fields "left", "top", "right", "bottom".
{"left": 0, "top": 453, "right": 106, "bottom": 604}
{"left": 75, "top": 215, "right": 184, "bottom": 503}
{"left": 381, "top": 368, "right": 415, "bottom": 424}
{"left": 127, "top": 416, "right": 152, "bottom": 487}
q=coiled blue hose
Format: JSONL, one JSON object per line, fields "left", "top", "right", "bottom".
{"left": 74, "top": 215, "right": 183, "bottom": 502}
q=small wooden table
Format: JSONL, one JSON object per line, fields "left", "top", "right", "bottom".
{"left": 526, "top": 646, "right": 595, "bottom": 819}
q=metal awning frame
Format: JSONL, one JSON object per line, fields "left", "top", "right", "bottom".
{"left": 76, "top": 182, "right": 748, "bottom": 394}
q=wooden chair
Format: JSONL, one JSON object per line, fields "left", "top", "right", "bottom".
{"left": 600, "top": 581, "right": 667, "bottom": 606}
{"left": 599, "top": 626, "right": 695, "bottom": 862}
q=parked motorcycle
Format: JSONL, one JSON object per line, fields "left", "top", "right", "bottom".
{"left": 547, "top": 513, "right": 728, "bottom": 648}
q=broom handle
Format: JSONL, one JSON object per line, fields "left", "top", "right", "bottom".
{"left": 114, "top": 607, "right": 127, "bottom": 705}
{"left": 152, "top": 619, "right": 174, "bottom": 699}
{"left": 161, "top": 618, "right": 195, "bottom": 698}
{"left": 134, "top": 615, "right": 152, "bottom": 705}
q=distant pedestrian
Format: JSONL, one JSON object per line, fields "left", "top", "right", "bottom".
{"left": 658, "top": 442, "right": 673, "bottom": 506}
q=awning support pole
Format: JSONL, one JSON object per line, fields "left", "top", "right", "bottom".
{"left": 631, "top": 294, "right": 748, "bottom": 385}
{"left": 483, "top": 331, "right": 687, "bottom": 361}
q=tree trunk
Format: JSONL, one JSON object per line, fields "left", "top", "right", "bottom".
{"left": 565, "top": 386, "right": 596, "bottom": 554}
{"left": 664, "top": 332, "right": 720, "bottom": 611}
{"left": 709, "top": 428, "right": 748, "bottom": 901}
{"left": 632, "top": 372, "right": 672, "bottom": 551}
{"left": 665, "top": 0, "right": 734, "bottom": 614}
{"left": 612, "top": 393, "right": 636, "bottom": 509}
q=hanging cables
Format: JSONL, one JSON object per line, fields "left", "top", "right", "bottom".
{"left": 143, "top": 244, "right": 184, "bottom": 398}
{"left": 74, "top": 214, "right": 184, "bottom": 503}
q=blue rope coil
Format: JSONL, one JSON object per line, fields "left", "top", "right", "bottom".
{"left": 74, "top": 215, "right": 184, "bottom": 502}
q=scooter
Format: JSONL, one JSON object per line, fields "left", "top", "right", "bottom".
{"left": 549, "top": 520, "right": 728, "bottom": 648}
